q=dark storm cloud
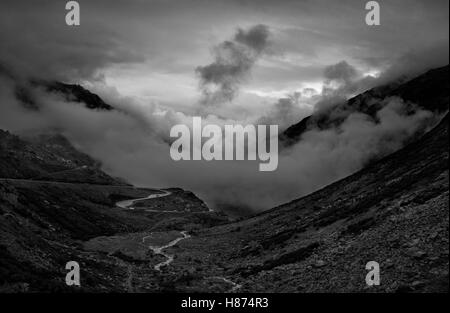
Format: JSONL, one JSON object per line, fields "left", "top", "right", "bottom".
{"left": 196, "top": 24, "right": 270, "bottom": 104}
{"left": 321, "top": 60, "right": 375, "bottom": 97}
{"left": 257, "top": 91, "right": 313, "bottom": 130}
{"left": 0, "top": 0, "right": 448, "bottom": 89}
{"left": 315, "top": 60, "right": 378, "bottom": 114}
{"left": 324, "top": 61, "right": 358, "bottom": 85}
{"left": 377, "top": 42, "right": 450, "bottom": 83}
{"left": 0, "top": 0, "right": 145, "bottom": 82}
{"left": 234, "top": 25, "right": 270, "bottom": 53}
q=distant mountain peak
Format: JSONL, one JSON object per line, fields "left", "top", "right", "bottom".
{"left": 42, "top": 81, "right": 113, "bottom": 111}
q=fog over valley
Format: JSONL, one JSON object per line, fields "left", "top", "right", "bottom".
{"left": 0, "top": 0, "right": 448, "bottom": 214}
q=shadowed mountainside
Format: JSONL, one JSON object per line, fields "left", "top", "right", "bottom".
{"left": 0, "top": 130, "right": 124, "bottom": 185}
{"left": 14, "top": 81, "right": 113, "bottom": 111}
{"left": 182, "top": 113, "right": 448, "bottom": 292}
{"left": 65, "top": 112, "right": 447, "bottom": 293}
{"left": 0, "top": 132, "right": 227, "bottom": 292}
{"left": 42, "top": 82, "right": 113, "bottom": 111}
{"left": 1, "top": 64, "right": 113, "bottom": 111}
{"left": 280, "top": 65, "right": 449, "bottom": 146}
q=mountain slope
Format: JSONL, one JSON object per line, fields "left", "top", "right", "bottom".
{"left": 179, "top": 113, "right": 448, "bottom": 292}
{"left": 42, "top": 82, "right": 113, "bottom": 111}
{"left": 0, "top": 65, "right": 113, "bottom": 111}
{"left": 0, "top": 130, "right": 124, "bottom": 185}
{"left": 14, "top": 81, "right": 113, "bottom": 111}
{"left": 280, "top": 65, "right": 449, "bottom": 146}
{"left": 0, "top": 129, "right": 227, "bottom": 292}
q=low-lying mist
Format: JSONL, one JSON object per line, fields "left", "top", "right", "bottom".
{"left": 0, "top": 67, "right": 437, "bottom": 215}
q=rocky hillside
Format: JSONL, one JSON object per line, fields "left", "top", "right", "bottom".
{"left": 183, "top": 113, "right": 448, "bottom": 292}
{"left": 0, "top": 178, "right": 226, "bottom": 292}
{"left": 0, "top": 122, "right": 228, "bottom": 292}
{"left": 280, "top": 65, "right": 449, "bottom": 146}
{"left": 0, "top": 130, "right": 124, "bottom": 185}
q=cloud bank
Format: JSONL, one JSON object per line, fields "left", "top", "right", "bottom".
{"left": 0, "top": 62, "right": 439, "bottom": 215}
{"left": 196, "top": 24, "right": 270, "bottom": 105}
{"left": 0, "top": 0, "right": 448, "bottom": 215}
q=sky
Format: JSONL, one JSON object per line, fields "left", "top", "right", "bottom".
{"left": 1, "top": 0, "right": 448, "bottom": 115}
{"left": 0, "top": 0, "right": 448, "bottom": 213}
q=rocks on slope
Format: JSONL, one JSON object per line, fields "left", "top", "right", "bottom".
{"left": 0, "top": 129, "right": 124, "bottom": 185}
{"left": 189, "top": 114, "right": 448, "bottom": 292}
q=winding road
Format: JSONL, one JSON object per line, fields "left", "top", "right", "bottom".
{"left": 142, "top": 231, "right": 191, "bottom": 271}
{"left": 3, "top": 178, "right": 238, "bottom": 291}
{"left": 140, "top": 231, "right": 241, "bottom": 292}
{"left": 116, "top": 190, "right": 172, "bottom": 210}
{"left": 114, "top": 189, "right": 240, "bottom": 291}
{"left": 115, "top": 189, "right": 193, "bottom": 271}
{"left": 115, "top": 189, "right": 211, "bottom": 213}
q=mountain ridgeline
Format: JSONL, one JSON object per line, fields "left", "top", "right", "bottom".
{"left": 0, "top": 64, "right": 113, "bottom": 111}
{"left": 43, "top": 82, "right": 113, "bottom": 111}
{"left": 280, "top": 65, "right": 449, "bottom": 146}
